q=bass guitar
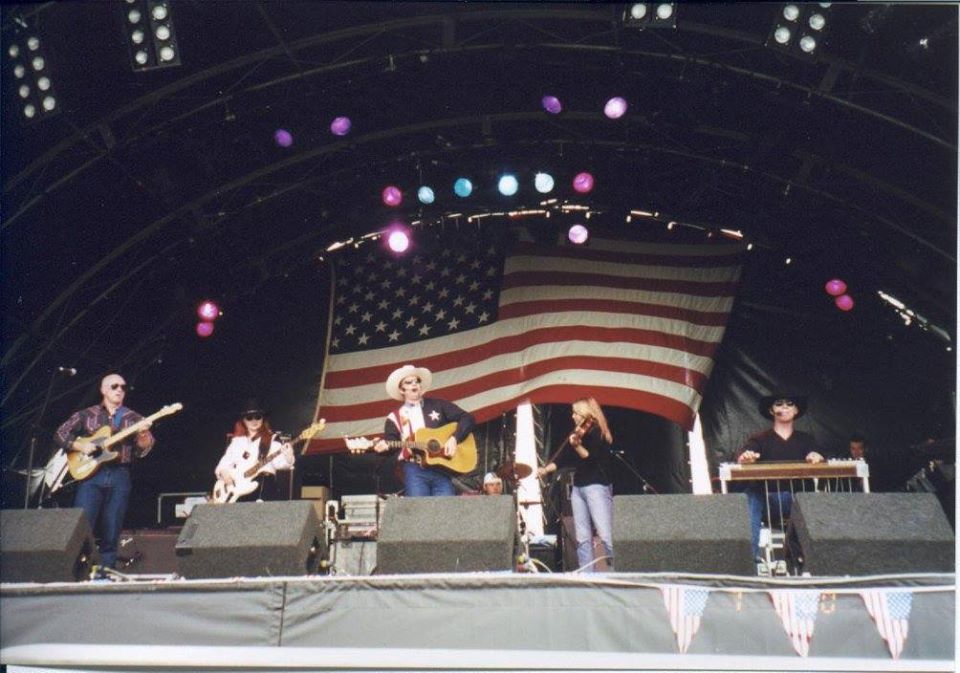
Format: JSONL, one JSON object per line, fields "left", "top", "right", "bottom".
{"left": 210, "top": 420, "right": 325, "bottom": 503}
{"left": 344, "top": 422, "right": 477, "bottom": 475}
{"left": 67, "top": 403, "right": 183, "bottom": 481}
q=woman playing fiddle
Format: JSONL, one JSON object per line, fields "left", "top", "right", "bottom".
{"left": 537, "top": 397, "right": 615, "bottom": 572}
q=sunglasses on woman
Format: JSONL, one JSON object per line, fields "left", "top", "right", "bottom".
{"left": 243, "top": 413, "right": 264, "bottom": 421}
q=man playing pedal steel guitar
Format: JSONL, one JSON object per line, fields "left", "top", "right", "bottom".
{"left": 54, "top": 373, "right": 154, "bottom": 571}
{"left": 372, "top": 364, "right": 475, "bottom": 497}
{"left": 736, "top": 392, "right": 824, "bottom": 560}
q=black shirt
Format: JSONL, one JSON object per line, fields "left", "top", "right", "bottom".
{"left": 736, "top": 428, "right": 820, "bottom": 462}
{"left": 557, "top": 425, "right": 613, "bottom": 486}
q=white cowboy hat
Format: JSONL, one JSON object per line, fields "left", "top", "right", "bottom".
{"left": 483, "top": 472, "right": 502, "bottom": 485}
{"left": 385, "top": 364, "right": 433, "bottom": 401}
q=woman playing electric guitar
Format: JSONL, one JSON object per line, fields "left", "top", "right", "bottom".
{"left": 536, "top": 397, "right": 615, "bottom": 572}
{"left": 213, "top": 399, "right": 295, "bottom": 502}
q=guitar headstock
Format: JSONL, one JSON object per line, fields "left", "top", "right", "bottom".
{"left": 160, "top": 403, "right": 184, "bottom": 416}
{"left": 344, "top": 436, "right": 375, "bottom": 454}
{"left": 298, "top": 419, "right": 326, "bottom": 441}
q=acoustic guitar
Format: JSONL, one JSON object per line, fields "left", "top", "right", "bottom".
{"left": 344, "top": 422, "right": 477, "bottom": 475}
{"left": 66, "top": 403, "right": 183, "bottom": 481}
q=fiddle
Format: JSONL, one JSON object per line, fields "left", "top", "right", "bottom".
{"left": 541, "top": 416, "right": 596, "bottom": 479}
{"left": 568, "top": 416, "right": 595, "bottom": 446}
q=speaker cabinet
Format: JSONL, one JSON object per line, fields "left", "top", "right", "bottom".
{"left": 0, "top": 508, "right": 97, "bottom": 582}
{"left": 175, "top": 501, "right": 325, "bottom": 578}
{"left": 377, "top": 495, "right": 517, "bottom": 573}
{"left": 613, "top": 494, "right": 754, "bottom": 575}
{"left": 789, "top": 492, "right": 955, "bottom": 576}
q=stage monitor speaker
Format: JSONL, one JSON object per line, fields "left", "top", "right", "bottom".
{"left": 377, "top": 495, "right": 516, "bottom": 573}
{"left": 789, "top": 492, "right": 954, "bottom": 576}
{"left": 175, "top": 500, "right": 325, "bottom": 578}
{"left": 613, "top": 494, "right": 754, "bottom": 575}
{"left": 0, "top": 508, "right": 97, "bottom": 582}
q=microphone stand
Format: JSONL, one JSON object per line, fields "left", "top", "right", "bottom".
{"left": 10, "top": 367, "right": 64, "bottom": 509}
{"left": 613, "top": 451, "right": 658, "bottom": 494}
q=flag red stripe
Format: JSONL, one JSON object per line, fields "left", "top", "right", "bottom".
{"left": 322, "top": 356, "right": 705, "bottom": 423}
{"left": 324, "top": 325, "right": 721, "bottom": 389}
{"left": 502, "top": 271, "right": 739, "bottom": 297}
{"left": 305, "top": 384, "right": 694, "bottom": 453}
{"left": 500, "top": 298, "right": 733, "bottom": 326}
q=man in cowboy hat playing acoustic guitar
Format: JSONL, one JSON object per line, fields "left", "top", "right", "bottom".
{"left": 372, "top": 364, "right": 475, "bottom": 497}
{"left": 736, "top": 392, "right": 824, "bottom": 560}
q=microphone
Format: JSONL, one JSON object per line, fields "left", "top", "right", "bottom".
{"left": 57, "top": 367, "right": 77, "bottom": 376}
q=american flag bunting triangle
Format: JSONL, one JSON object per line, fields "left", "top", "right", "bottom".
{"left": 769, "top": 589, "right": 821, "bottom": 657}
{"left": 661, "top": 585, "right": 710, "bottom": 654}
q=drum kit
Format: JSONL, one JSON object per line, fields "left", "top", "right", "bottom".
{"left": 496, "top": 460, "right": 533, "bottom": 485}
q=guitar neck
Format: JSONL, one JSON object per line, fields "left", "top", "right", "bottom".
{"left": 100, "top": 404, "right": 182, "bottom": 449}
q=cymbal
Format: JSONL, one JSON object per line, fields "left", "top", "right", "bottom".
{"left": 497, "top": 461, "right": 533, "bottom": 481}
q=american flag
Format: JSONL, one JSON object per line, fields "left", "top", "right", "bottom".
{"left": 769, "top": 589, "right": 821, "bottom": 657}
{"left": 860, "top": 589, "right": 912, "bottom": 659}
{"left": 306, "top": 235, "right": 742, "bottom": 453}
{"left": 660, "top": 585, "right": 710, "bottom": 654}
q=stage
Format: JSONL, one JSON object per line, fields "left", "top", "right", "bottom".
{"left": 1, "top": 570, "right": 955, "bottom": 671}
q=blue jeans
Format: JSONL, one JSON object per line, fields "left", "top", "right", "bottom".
{"left": 74, "top": 465, "right": 132, "bottom": 568}
{"left": 746, "top": 486, "right": 793, "bottom": 559}
{"left": 570, "top": 483, "right": 614, "bottom": 571}
{"left": 402, "top": 462, "right": 456, "bottom": 497}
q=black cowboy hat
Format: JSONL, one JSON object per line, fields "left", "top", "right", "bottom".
{"left": 758, "top": 393, "right": 807, "bottom": 418}
{"left": 239, "top": 398, "right": 267, "bottom": 416}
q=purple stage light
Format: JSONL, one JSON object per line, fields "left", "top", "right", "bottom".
{"left": 604, "top": 97, "right": 628, "bottom": 119}
{"left": 330, "top": 116, "right": 352, "bottom": 136}
{"left": 835, "top": 294, "right": 855, "bottom": 312}
{"left": 197, "top": 300, "right": 220, "bottom": 321}
{"left": 196, "top": 321, "right": 215, "bottom": 337}
{"left": 273, "top": 129, "right": 293, "bottom": 147}
{"left": 825, "top": 279, "right": 847, "bottom": 297}
{"left": 572, "top": 172, "right": 595, "bottom": 194}
{"left": 542, "top": 95, "right": 562, "bottom": 114}
{"left": 568, "top": 224, "right": 589, "bottom": 245}
{"left": 382, "top": 185, "right": 403, "bottom": 207}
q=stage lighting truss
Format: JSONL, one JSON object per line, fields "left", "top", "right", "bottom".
{"left": 622, "top": 3, "right": 677, "bottom": 30}
{"left": 6, "top": 22, "right": 60, "bottom": 124}
{"left": 766, "top": 3, "right": 833, "bottom": 59}
{"left": 122, "top": 0, "right": 182, "bottom": 72}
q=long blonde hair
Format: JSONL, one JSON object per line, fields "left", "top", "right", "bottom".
{"left": 572, "top": 397, "right": 613, "bottom": 444}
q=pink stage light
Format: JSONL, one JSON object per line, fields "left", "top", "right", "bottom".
{"left": 541, "top": 95, "right": 562, "bottom": 114}
{"left": 330, "top": 116, "right": 352, "bottom": 136}
{"left": 387, "top": 229, "right": 410, "bottom": 253}
{"left": 824, "top": 279, "right": 847, "bottom": 296}
{"left": 382, "top": 185, "right": 403, "bottom": 207}
{"left": 568, "top": 224, "right": 589, "bottom": 245}
{"left": 835, "top": 294, "right": 855, "bottom": 311}
{"left": 604, "top": 97, "right": 628, "bottom": 119}
{"left": 196, "top": 321, "right": 215, "bottom": 337}
{"left": 197, "top": 300, "right": 220, "bottom": 321}
{"left": 572, "top": 172, "right": 595, "bottom": 194}
{"left": 273, "top": 129, "right": 293, "bottom": 147}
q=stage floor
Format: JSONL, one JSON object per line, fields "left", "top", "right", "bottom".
{"left": 1, "top": 571, "right": 955, "bottom": 671}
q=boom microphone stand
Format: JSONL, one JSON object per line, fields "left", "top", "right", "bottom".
{"left": 9, "top": 367, "right": 67, "bottom": 508}
{"left": 612, "top": 450, "right": 658, "bottom": 494}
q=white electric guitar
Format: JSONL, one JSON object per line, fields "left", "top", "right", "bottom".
{"left": 210, "top": 420, "right": 325, "bottom": 503}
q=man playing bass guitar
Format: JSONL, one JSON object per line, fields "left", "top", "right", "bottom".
{"left": 54, "top": 373, "right": 155, "bottom": 572}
